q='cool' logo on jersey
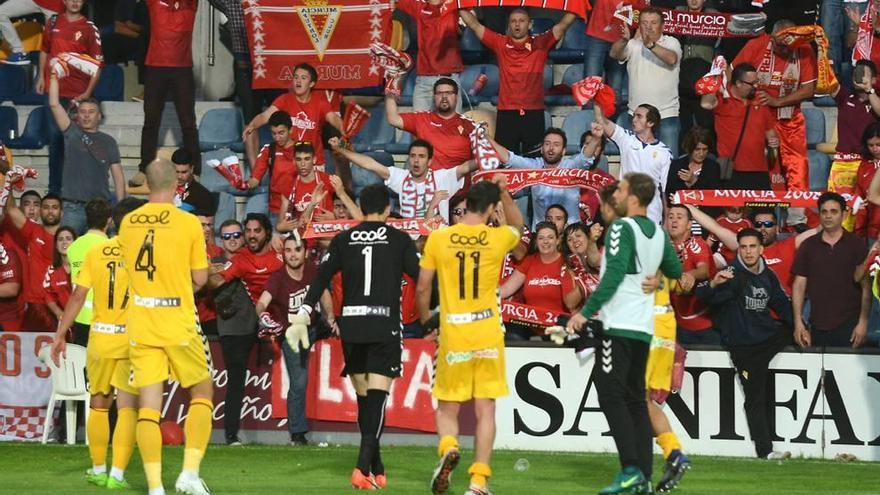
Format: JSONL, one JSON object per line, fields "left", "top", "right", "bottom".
{"left": 450, "top": 232, "right": 488, "bottom": 246}
{"left": 128, "top": 211, "right": 170, "bottom": 225}
{"left": 351, "top": 227, "right": 387, "bottom": 242}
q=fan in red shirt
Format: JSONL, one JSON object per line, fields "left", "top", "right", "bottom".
{"left": 209, "top": 214, "right": 284, "bottom": 304}
{"left": 44, "top": 226, "right": 76, "bottom": 324}
{"left": 852, "top": 123, "right": 880, "bottom": 239}
{"left": 246, "top": 110, "right": 298, "bottom": 216}
{"left": 3, "top": 192, "right": 62, "bottom": 331}
{"left": 37, "top": 0, "right": 103, "bottom": 100}
{"left": 665, "top": 205, "right": 718, "bottom": 346}
{"left": 386, "top": 78, "right": 475, "bottom": 170}
{"left": 138, "top": 0, "right": 201, "bottom": 176}
{"left": 710, "top": 207, "right": 753, "bottom": 266}
{"left": 276, "top": 143, "right": 335, "bottom": 228}
{"left": 243, "top": 63, "right": 344, "bottom": 169}
{"left": 733, "top": 23, "right": 818, "bottom": 192}
{"left": 460, "top": 9, "right": 577, "bottom": 156}
{"left": 0, "top": 239, "right": 23, "bottom": 330}
{"left": 194, "top": 213, "right": 222, "bottom": 335}
{"left": 396, "top": 0, "right": 464, "bottom": 112}
{"left": 500, "top": 222, "right": 581, "bottom": 340}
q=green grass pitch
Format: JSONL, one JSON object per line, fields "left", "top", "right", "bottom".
{"left": 2, "top": 443, "right": 879, "bottom": 494}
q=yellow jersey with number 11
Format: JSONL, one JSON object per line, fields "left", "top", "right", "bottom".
{"left": 420, "top": 223, "right": 520, "bottom": 352}
{"left": 76, "top": 237, "right": 130, "bottom": 359}
{"left": 117, "top": 203, "right": 208, "bottom": 347}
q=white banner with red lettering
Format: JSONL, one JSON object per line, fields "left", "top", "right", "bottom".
{"left": 0, "top": 333, "right": 54, "bottom": 441}
{"left": 306, "top": 338, "right": 438, "bottom": 432}
{"left": 615, "top": 7, "right": 766, "bottom": 38}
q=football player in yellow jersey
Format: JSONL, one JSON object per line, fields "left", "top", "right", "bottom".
{"left": 417, "top": 177, "right": 524, "bottom": 495}
{"left": 50, "top": 197, "right": 145, "bottom": 490}
{"left": 117, "top": 159, "right": 212, "bottom": 495}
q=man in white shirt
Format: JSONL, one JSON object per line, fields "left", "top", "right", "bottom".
{"left": 611, "top": 6, "right": 682, "bottom": 155}
{"left": 594, "top": 103, "right": 672, "bottom": 224}
{"left": 329, "top": 137, "right": 475, "bottom": 222}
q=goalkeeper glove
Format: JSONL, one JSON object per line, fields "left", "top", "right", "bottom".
{"left": 544, "top": 325, "right": 569, "bottom": 346}
{"left": 285, "top": 306, "right": 312, "bottom": 353}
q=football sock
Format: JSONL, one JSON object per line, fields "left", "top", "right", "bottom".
{"left": 87, "top": 407, "right": 110, "bottom": 469}
{"left": 182, "top": 399, "right": 213, "bottom": 475}
{"left": 371, "top": 392, "right": 387, "bottom": 476}
{"left": 111, "top": 407, "right": 138, "bottom": 476}
{"left": 137, "top": 408, "right": 163, "bottom": 490}
{"left": 656, "top": 431, "right": 682, "bottom": 460}
{"left": 356, "top": 389, "right": 388, "bottom": 476}
{"left": 437, "top": 435, "right": 459, "bottom": 458}
{"left": 468, "top": 462, "right": 492, "bottom": 489}
{"left": 356, "top": 394, "right": 367, "bottom": 433}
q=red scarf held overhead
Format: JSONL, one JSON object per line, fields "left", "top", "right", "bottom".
{"left": 472, "top": 168, "right": 616, "bottom": 195}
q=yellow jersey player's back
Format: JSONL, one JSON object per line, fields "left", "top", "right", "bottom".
{"left": 422, "top": 222, "right": 520, "bottom": 351}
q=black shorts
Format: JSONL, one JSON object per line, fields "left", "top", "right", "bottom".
{"left": 341, "top": 340, "right": 402, "bottom": 378}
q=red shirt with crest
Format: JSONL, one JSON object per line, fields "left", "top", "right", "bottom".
{"left": 670, "top": 235, "right": 715, "bottom": 331}
{"left": 515, "top": 253, "right": 574, "bottom": 313}
{"left": 400, "top": 112, "right": 475, "bottom": 170}
{"left": 219, "top": 248, "right": 284, "bottom": 304}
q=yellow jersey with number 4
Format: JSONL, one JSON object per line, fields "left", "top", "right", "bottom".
{"left": 421, "top": 223, "right": 520, "bottom": 352}
{"left": 117, "top": 203, "right": 208, "bottom": 347}
{"left": 76, "top": 237, "right": 130, "bottom": 359}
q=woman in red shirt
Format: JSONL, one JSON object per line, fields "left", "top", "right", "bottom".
{"left": 500, "top": 222, "right": 581, "bottom": 340}
{"left": 44, "top": 226, "right": 76, "bottom": 322}
{"left": 853, "top": 122, "right": 880, "bottom": 239}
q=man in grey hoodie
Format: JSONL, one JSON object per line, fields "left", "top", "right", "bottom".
{"left": 696, "top": 227, "right": 793, "bottom": 460}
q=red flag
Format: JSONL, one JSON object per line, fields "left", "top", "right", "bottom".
{"left": 341, "top": 103, "right": 371, "bottom": 139}
{"left": 243, "top": 0, "right": 393, "bottom": 89}
{"left": 853, "top": 0, "right": 879, "bottom": 64}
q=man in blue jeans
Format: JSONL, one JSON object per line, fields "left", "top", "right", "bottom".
{"left": 255, "top": 233, "right": 334, "bottom": 445}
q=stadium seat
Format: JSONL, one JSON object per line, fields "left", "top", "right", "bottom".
{"left": 531, "top": 18, "right": 554, "bottom": 35}
{"left": 460, "top": 64, "right": 500, "bottom": 105}
{"left": 93, "top": 64, "right": 124, "bottom": 102}
{"left": 0, "top": 65, "right": 27, "bottom": 102}
{"left": 0, "top": 106, "right": 17, "bottom": 140}
{"left": 199, "top": 108, "right": 244, "bottom": 151}
{"left": 38, "top": 343, "right": 90, "bottom": 445}
{"left": 803, "top": 107, "right": 826, "bottom": 147}
{"left": 562, "top": 109, "right": 593, "bottom": 154}
{"left": 351, "top": 105, "right": 395, "bottom": 152}
{"left": 545, "top": 64, "right": 584, "bottom": 106}
{"left": 384, "top": 129, "right": 412, "bottom": 154}
{"left": 351, "top": 151, "right": 393, "bottom": 195}
{"left": 347, "top": 84, "right": 384, "bottom": 97}
{"left": 808, "top": 150, "right": 831, "bottom": 191}
{"left": 460, "top": 28, "right": 488, "bottom": 65}
{"left": 550, "top": 18, "right": 587, "bottom": 63}
{"left": 6, "top": 106, "right": 46, "bottom": 149}
{"left": 811, "top": 95, "right": 836, "bottom": 107}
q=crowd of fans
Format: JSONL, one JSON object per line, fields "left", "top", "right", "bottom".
{"left": 2, "top": 0, "right": 880, "bottom": 445}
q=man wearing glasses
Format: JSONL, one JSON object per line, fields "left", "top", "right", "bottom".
{"left": 701, "top": 62, "right": 779, "bottom": 191}
{"left": 385, "top": 78, "right": 476, "bottom": 170}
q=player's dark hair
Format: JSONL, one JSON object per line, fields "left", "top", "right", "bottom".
{"left": 269, "top": 110, "right": 292, "bottom": 129}
{"left": 219, "top": 219, "right": 242, "bottom": 231}
{"left": 637, "top": 104, "right": 661, "bottom": 130}
{"left": 52, "top": 226, "right": 77, "bottom": 268}
{"left": 466, "top": 181, "right": 501, "bottom": 214}
{"left": 598, "top": 182, "right": 618, "bottom": 207}
{"left": 817, "top": 191, "right": 847, "bottom": 211}
{"left": 433, "top": 77, "right": 459, "bottom": 94}
{"left": 112, "top": 197, "right": 147, "bottom": 228}
{"left": 294, "top": 63, "right": 318, "bottom": 83}
{"left": 171, "top": 148, "right": 192, "bottom": 166}
{"left": 294, "top": 142, "right": 315, "bottom": 156}
{"left": 21, "top": 189, "right": 41, "bottom": 202}
{"left": 624, "top": 173, "right": 656, "bottom": 208}
{"left": 409, "top": 139, "right": 434, "bottom": 158}
{"left": 732, "top": 62, "right": 757, "bottom": 83}
{"left": 359, "top": 183, "right": 391, "bottom": 215}
{"left": 42, "top": 192, "right": 62, "bottom": 207}
{"left": 244, "top": 212, "right": 272, "bottom": 234}
{"left": 543, "top": 127, "right": 567, "bottom": 149}
{"left": 737, "top": 227, "right": 763, "bottom": 244}
{"left": 85, "top": 197, "right": 112, "bottom": 230}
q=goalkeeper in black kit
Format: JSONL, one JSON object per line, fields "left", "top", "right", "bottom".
{"left": 287, "top": 183, "right": 420, "bottom": 490}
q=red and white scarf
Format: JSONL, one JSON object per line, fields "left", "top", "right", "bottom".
{"left": 854, "top": 1, "right": 879, "bottom": 64}
{"left": 755, "top": 38, "right": 800, "bottom": 119}
{"left": 398, "top": 171, "right": 436, "bottom": 218}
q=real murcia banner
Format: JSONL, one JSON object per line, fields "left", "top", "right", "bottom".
{"left": 496, "top": 347, "right": 880, "bottom": 461}
{"left": 243, "top": 0, "right": 392, "bottom": 89}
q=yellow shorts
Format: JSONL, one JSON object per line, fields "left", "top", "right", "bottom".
{"left": 86, "top": 352, "right": 139, "bottom": 396}
{"left": 433, "top": 342, "right": 507, "bottom": 402}
{"left": 646, "top": 312, "right": 676, "bottom": 392}
{"left": 130, "top": 331, "right": 213, "bottom": 388}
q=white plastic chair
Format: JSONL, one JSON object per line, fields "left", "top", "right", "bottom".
{"left": 38, "top": 343, "right": 90, "bottom": 445}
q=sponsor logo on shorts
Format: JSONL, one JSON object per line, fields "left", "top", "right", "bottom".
{"left": 445, "top": 347, "right": 500, "bottom": 365}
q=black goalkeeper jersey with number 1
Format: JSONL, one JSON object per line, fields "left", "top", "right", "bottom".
{"left": 304, "top": 221, "right": 421, "bottom": 343}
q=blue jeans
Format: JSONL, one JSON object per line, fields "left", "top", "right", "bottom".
{"left": 281, "top": 339, "right": 310, "bottom": 435}
{"left": 584, "top": 36, "right": 626, "bottom": 110}
{"left": 821, "top": 0, "right": 867, "bottom": 84}
{"left": 45, "top": 100, "right": 70, "bottom": 195}
{"left": 61, "top": 200, "right": 87, "bottom": 235}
